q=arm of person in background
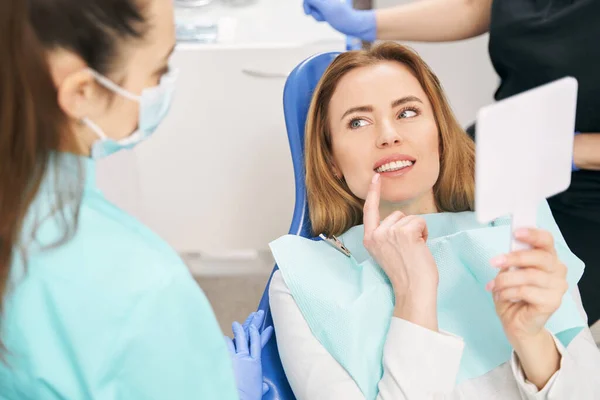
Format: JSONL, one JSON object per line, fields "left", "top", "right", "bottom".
{"left": 573, "top": 133, "right": 600, "bottom": 170}
{"left": 269, "top": 270, "right": 465, "bottom": 400}
{"left": 225, "top": 310, "right": 274, "bottom": 400}
{"left": 303, "top": 0, "right": 493, "bottom": 43}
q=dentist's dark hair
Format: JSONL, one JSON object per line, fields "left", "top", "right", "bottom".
{"left": 0, "top": 0, "right": 148, "bottom": 355}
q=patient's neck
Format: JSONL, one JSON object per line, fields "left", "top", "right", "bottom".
{"left": 379, "top": 192, "right": 437, "bottom": 219}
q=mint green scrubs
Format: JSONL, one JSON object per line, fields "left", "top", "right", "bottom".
{"left": 0, "top": 153, "right": 239, "bottom": 400}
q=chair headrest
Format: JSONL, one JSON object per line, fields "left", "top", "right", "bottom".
{"left": 282, "top": 52, "right": 341, "bottom": 237}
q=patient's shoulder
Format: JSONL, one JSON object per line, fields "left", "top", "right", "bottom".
{"left": 269, "top": 270, "right": 289, "bottom": 294}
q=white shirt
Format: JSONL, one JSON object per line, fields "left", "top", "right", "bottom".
{"left": 270, "top": 270, "right": 600, "bottom": 399}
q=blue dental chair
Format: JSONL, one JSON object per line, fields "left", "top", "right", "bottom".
{"left": 256, "top": 51, "right": 341, "bottom": 400}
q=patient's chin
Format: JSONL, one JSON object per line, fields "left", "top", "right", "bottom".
{"left": 380, "top": 191, "right": 417, "bottom": 205}
{"left": 380, "top": 185, "right": 435, "bottom": 210}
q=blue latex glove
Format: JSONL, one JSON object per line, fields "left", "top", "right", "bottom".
{"left": 225, "top": 310, "right": 274, "bottom": 400}
{"left": 303, "top": 0, "right": 377, "bottom": 42}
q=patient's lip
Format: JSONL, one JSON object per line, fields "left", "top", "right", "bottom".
{"left": 373, "top": 154, "right": 416, "bottom": 170}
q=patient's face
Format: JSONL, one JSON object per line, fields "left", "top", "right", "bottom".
{"left": 328, "top": 61, "right": 440, "bottom": 209}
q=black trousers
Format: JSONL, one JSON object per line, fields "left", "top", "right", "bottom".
{"left": 466, "top": 122, "right": 600, "bottom": 325}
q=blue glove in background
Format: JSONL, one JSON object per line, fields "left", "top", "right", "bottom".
{"left": 225, "top": 310, "right": 274, "bottom": 400}
{"left": 303, "top": 0, "right": 377, "bottom": 42}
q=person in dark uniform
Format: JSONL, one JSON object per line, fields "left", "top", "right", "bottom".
{"left": 301, "top": 0, "right": 600, "bottom": 325}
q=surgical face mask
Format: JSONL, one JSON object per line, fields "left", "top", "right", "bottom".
{"left": 82, "top": 68, "right": 178, "bottom": 159}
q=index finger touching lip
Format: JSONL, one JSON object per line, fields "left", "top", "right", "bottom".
{"left": 363, "top": 173, "right": 381, "bottom": 237}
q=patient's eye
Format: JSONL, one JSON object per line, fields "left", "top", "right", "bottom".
{"left": 348, "top": 118, "right": 369, "bottom": 129}
{"left": 398, "top": 107, "right": 419, "bottom": 119}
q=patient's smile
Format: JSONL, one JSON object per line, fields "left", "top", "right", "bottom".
{"left": 375, "top": 160, "right": 414, "bottom": 173}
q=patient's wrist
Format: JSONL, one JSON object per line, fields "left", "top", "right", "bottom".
{"left": 393, "top": 290, "right": 438, "bottom": 332}
{"left": 512, "top": 329, "right": 561, "bottom": 390}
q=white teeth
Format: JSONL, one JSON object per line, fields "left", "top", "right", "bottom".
{"left": 376, "top": 160, "right": 414, "bottom": 173}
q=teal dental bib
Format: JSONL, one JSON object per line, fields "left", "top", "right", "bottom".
{"left": 269, "top": 201, "right": 585, "bottom": 400}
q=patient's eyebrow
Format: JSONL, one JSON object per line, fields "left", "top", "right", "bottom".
{"left": 341, "top": 106, "right": 373, "bottom": 121}
{"left": 391, "top": 96, "right": 423, "bottom": 108}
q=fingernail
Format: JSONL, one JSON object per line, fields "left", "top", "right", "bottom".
{"left": 485, "top": 280, "right": 495, "bottom": 291}
{"left": 490, "top": 255, "right": 507, "bottom": 267}
{"left": 372, "top": 173, "right": 380, "bottom": 183}
{"left": 514, "top": 228, "right": 529, "bottom": 239}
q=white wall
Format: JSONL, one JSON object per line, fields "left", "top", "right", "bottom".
{"left": 132, "top": 45, "right": 337, "bottom": 257}
{"left": 97, "top": 0, "right": 499, "bottom": 267}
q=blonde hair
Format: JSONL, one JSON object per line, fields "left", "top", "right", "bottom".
{"left": 305, "top": 42, "right": 475, "bottom": 237}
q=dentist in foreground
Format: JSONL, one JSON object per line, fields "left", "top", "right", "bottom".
{"left": 0, "top": 0, "right": 269, "bottom": 398}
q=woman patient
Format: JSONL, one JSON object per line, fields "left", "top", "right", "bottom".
{"left": 268, "top": 42, "right": 600, "bottom": 399}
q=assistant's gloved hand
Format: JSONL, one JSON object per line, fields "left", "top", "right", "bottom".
{"left": 225, "top": 310, "right": 274, "bottom": 400}
{"left": 303, "top": 0, "right": 377, "bottom": 42}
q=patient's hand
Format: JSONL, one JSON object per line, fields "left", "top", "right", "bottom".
{"left": 486, "top": 228, "right": 567, "bottom": 341}
{"left": 485, "top": 228, "right": 567, "bottom": 388}
{"left": 362, "top": 173, "right": 439, "bottom": 331}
